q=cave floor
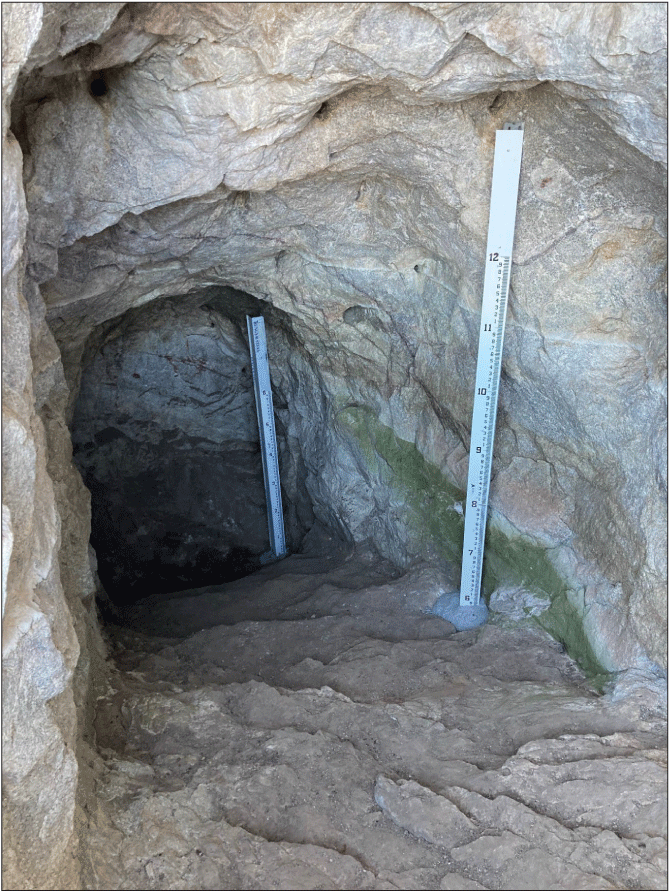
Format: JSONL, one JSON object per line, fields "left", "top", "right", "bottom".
{"left": 83, "top": 544, "right": 667, "bottom": 891}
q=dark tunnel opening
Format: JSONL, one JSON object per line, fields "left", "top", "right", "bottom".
{"left": 70, "top": 288, "right": 325, "bottom": 612}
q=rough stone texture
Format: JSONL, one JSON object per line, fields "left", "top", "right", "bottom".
{"left": 1, "top": 5, "right": 667, "bottom": 890}
{"left": 2, "top": 5, "right": 110, "bottom": 889}
{"left": 2, "top": 6, "right": 77, "bottom": 888}
{"left": 69, "top": 293, "right": 316, "bottom": 603}
{"left": 16, "top": 2, "right": 668, "bottom": 266}
{"left": 86, "top": 551, "right": 667, "bottom": 890}
{"left": 33, "top": 40, "right": 666, "bottom": 670}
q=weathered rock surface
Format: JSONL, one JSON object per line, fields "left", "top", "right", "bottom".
{"left": 2, "top": 5, "right": 667, "bottom": 890}
{"left": 70, "top": 293, "right": 316, "bottom": 602}
{"left": 86, "top": 550, "right": 667, "bottom": 890}
{"left": 2, "top": 6, "right": 90, "bottom": 890}
{"left": 17, "top": 1, "right": 668, "bottom": 262}
{"left": 24, "top": 4, "right": 664, "bottom": 672}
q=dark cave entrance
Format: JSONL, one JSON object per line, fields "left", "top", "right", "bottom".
{"left": 70, "top": 288, "right": 322, "bottom": 611}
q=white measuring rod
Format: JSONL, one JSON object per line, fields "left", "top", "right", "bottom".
{"left": 246, "top": 316, "right": 287, "bottom": 561}
{"left": 459, "top": 125, "right": 524, "bottom": 607}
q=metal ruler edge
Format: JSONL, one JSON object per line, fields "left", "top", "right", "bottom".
{"left": 459, "top": 127, "right": 524, "bottom": 606}
{"left": 246, "top": 316, "right": 287, "bottom": 560}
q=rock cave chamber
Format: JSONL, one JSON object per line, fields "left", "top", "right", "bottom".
{"left": 2, "top": 4, "right": 667, "bottom": 890}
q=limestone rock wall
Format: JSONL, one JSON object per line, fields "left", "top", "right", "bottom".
{"left": 2, "top": 5, "right": 117, "bottom": 889}
{"left": 2, "top": 5, "right": 667, "bottom": 888}
{"left": 30, "top": 3, "right": 666, "bottom": 672}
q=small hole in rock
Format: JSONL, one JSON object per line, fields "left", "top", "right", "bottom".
{"left": 90, "top": 76, "right": 108, "bottom": 98}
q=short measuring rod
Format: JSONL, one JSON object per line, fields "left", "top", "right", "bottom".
{"left": 246, "top": 316, "right": 287, "bottom": 561}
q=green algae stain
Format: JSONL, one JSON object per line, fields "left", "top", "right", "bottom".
{"left": 336, "top": 405, "right": 608, "bottom": 681}
{"left": 336, "top": 405, "right": 464, "bottom": 564}
{"left": 482, "top": 527, "right": 607, "bottom": 681}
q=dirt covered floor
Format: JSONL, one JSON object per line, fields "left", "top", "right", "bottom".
{"left": 83, "top": 534, "right": 667, "bottom": 890}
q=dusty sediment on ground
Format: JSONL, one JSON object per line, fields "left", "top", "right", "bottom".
{"left": 85, "top": 546, "right": 667, "bottom": 891}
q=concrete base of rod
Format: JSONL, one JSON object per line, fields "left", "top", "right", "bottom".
{"left": 433, "top": 590, "right": 489, "bottom": 631}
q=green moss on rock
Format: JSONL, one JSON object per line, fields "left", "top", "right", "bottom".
{"left": 336, "top": 405, "right": 464, "bottom": 563}
{"left": 482, "top": 528, "right": 606, "bottom": 680}
{"left": 336, "top": 405, "right": 608, "bottom": 681}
